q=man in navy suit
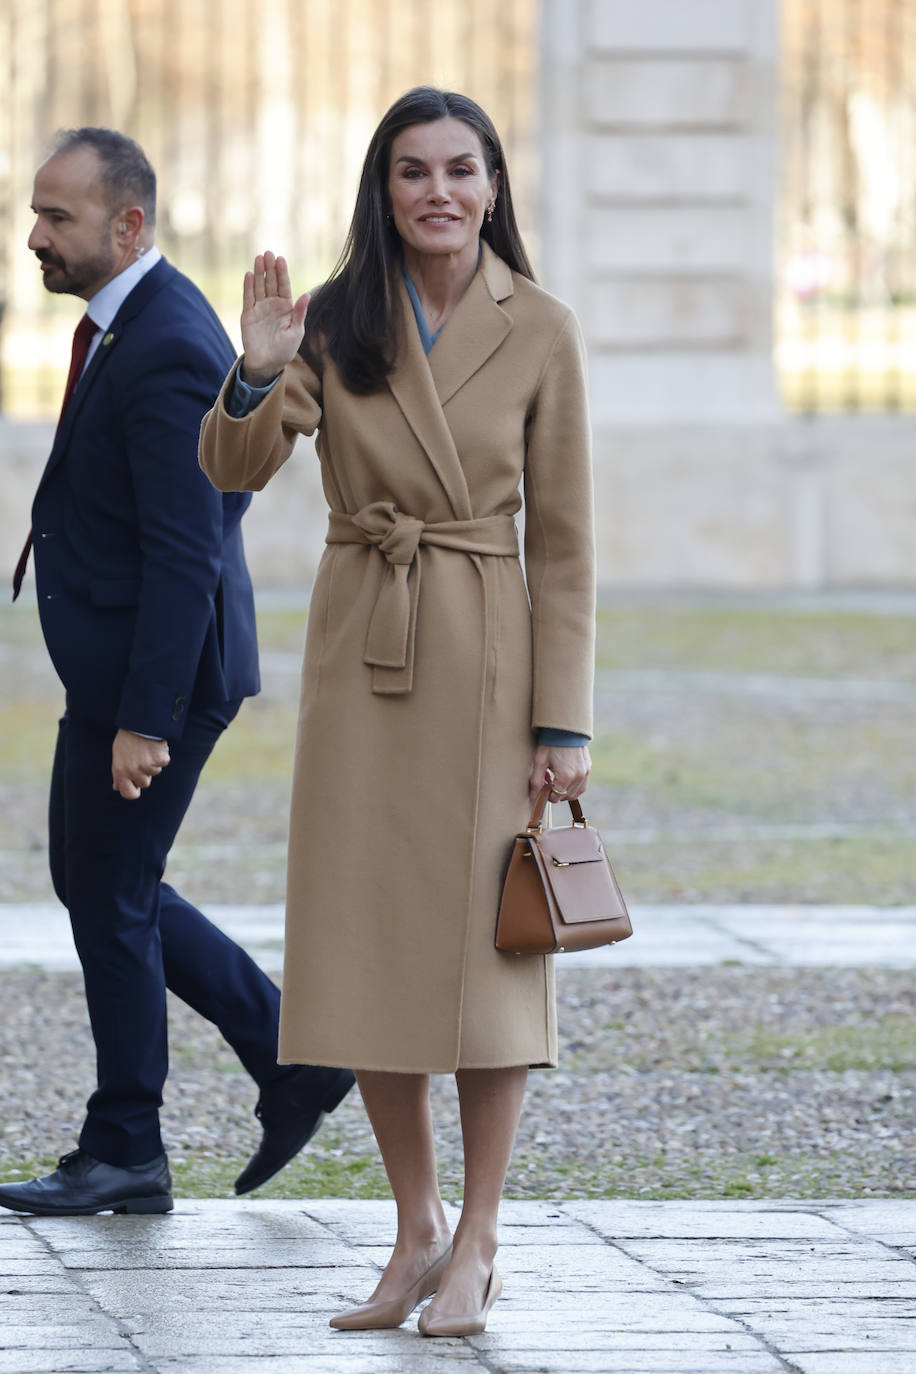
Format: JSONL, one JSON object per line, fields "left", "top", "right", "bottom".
{"left": 0, "top": 129, "right": 352, "bottom": 1216}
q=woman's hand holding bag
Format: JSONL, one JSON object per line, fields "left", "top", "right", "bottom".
{"left": 527, "top": 743, "right": 590, "bottom": 805}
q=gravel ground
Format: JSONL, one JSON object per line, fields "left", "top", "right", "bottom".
{"left": 2, "top": 600, "right": 915, "bottom": 1199}
{"left": 1, "top": 965, "right": 913, "bottom": 1200}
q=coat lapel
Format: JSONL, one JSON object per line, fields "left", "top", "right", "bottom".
{"left": 386, "top": 278, "right": 472, "bottom": 521}
{"left": 386, "top": 244, "right": 514, "bottom": 521}
{"left": 427, "top": 244, "right": 514, "bottom": 406}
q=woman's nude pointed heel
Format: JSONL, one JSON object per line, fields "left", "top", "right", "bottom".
{"left": 418, "top": 1266, "right": 502, "bottom": 1337}
{"left": 329, "top": 1245, "right": 452, "bottom": 1330}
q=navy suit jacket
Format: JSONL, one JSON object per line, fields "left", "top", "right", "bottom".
{"left": 31, "top": 258, "right": 260, "bottom": 738}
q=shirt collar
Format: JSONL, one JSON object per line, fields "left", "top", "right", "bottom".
{"left": 86, "top": 246, "right": 162, "bottom": 332}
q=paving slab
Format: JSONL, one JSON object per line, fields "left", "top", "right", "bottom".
{"left": 150, "top": 1359, "right": 479, "bottom": 1374}
{"left": 820, "top": 1199, "right": 916, "bottom": 1247}
{"left": 3, "top": 901, "right": 916, "bottom": 971}
{"left": 470, "top": 1358, "right": 786, "bottom": 1374}
{"left": 0, "top": 1357, "right": 142, "bottom": 1374}
{"left": 1, "top": 1200, "right": 915, "bottom": 1372}
{"left": 563, "top": 1200, "right": 854, "bottom": 1240}
{"left": 786, "top": 1358, "right": 916, "bottom": 1374}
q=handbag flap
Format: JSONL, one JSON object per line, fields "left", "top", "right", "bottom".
{"left": 532, "top": 824, "right": 629, "bottom": 927}
{"left": 537, "top": 824, "right": 606, "bottom": 866}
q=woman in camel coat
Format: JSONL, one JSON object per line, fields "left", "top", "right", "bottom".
{"left": 200, "top": 87, "right": 594, "bottom": 1337}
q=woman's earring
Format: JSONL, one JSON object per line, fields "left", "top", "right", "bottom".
{"left": 486, "top": 202, "right": 495, "bottom": 223}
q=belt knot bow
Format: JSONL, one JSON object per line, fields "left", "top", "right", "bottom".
{"left": 352, "top": 501, "right": 425, "bottom": 568}
{"left": 326, "top": 501, "right": 518, "bottom": 695}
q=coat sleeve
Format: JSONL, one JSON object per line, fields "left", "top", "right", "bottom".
{"left": 523, "top": 309, "right": 596, "bottom": 738}
{"left": 199, "top": 354, "right": 323, "bottom": 492}
{"left": 115, "top": 333, "right": 234, "bottom": 739}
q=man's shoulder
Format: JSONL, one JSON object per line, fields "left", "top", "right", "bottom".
{"left": 119, "top": 260, "right": 233, "bottom": 361}
{"left": 132, "top": 260, "right": 218, "bottom": 323}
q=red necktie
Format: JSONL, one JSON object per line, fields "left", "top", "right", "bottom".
{"left": 12, "top": 313, "right": 97, "bottom": 601}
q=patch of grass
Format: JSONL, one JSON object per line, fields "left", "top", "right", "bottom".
{"left": 502, "top": 1149, "right": 916, "bottom": 1201}
{"left": 0, "top": 703, "right": 59, "bottom": 781}
{"left": 589, "top": 714, "right": 916, "bottom": 820}
{"left": 0, "top": 1155, "right": 58, "bottom": 1186}
{"left": 5, "top": 598, "right": 916, "bottom": 907}
{"left": 589, "top": 733, "right": 683, "bottom": 790}
{"left": 254, "top": 607, "right": 309, "bottom": 654}
{"left": 167, "top": 1147, "right": 895, "bottom": 1204}
{"left": 595, "top": 604, "right": 916, "bottom": 680}
{"left": 200, "top": 702, "right": 300, "bottom": 783}
{"left": 0, "top": 1153, "right": 392, "bottom": 1201}
{"left": 562, "top": 974, "right": 916, "bottom": 1080}
{"left": 731, "top": 1018, "right": 916, "bottom": 1074}
{"left": 609, "top": 832, "right": 916, "bottom": 906}
{"left": 5, "top": 1146, "right": 909, "bottom": 1206}
{"left": 168, "top": 1152, "right": 390, "bottom": 1201}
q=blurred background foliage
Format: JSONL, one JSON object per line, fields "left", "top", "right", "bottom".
{"left": 1, "top": 0, "right": 915, "bottom": 416}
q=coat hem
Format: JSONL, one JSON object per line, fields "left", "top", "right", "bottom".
{"left": 277, "top": 1056, "right": 558, "bottom": 1072}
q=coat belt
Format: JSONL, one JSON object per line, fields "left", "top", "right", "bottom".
{"left": 326, "top": 501, "right": 519, "bottom": 695}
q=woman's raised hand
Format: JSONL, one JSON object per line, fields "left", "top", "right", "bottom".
{"left": 239, "top": 252, "right": 310, "bottom": 387}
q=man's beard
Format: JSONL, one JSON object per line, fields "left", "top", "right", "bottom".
{"left": 35, "top": 238, "right": 115, "bottom": 296}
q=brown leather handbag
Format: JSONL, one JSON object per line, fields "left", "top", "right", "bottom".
{"left": 495, "top": 784, "right": 633, "bottom": 955}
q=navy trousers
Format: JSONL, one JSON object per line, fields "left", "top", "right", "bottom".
{"left": 49, "top": 702, "right": 284, "bottom": 1166}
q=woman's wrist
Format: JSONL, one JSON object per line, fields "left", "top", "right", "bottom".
{"left": 239, "top": 358, "right": 281, "bottom": 389}
{"left": 538, "top": 727, "right": 590, "bottom": 748}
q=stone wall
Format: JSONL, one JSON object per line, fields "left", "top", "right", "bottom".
{"left": 4, "top": 414, "right": 915, "bottom": 593}
{"left": 536, "top": 0, "right": 914, "bottom": 587}
{"left": 540, "top": 0, "right": 780, "bottom": 426}
{"left": 4, "top": 2, "right": 914, "bottom": 592}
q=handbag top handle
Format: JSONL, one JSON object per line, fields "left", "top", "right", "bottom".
{"left": 527, "top": 783, "right": 587, "bottom": 833}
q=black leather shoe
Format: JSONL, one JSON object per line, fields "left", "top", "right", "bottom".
{"left": 0, "top": 1148, "right": 173, "bottom": 1216}
{"left": 234, "top": 1065, "right": 355, "bottom": 1195}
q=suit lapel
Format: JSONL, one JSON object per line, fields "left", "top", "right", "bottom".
{"left": 386, "top": 244, "right": 514, "bottom": 521}
{"left": 50, "top": 324, "right": 117, "bottom": 459}
{"left": 41, "top": 260, "right": 175, "bottom": 482}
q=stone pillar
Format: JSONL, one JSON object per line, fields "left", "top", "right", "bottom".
{"left": 540, "top": 0, "right": 781, "bottom": 426}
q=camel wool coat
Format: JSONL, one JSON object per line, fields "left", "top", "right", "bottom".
{"left": 199, "top": 244, "right": 595, "bottom": 1072}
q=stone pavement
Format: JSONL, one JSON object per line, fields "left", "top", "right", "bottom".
{"left": 2, "top": 902, "right": 916, "bottom": 972}
{"left": 2, "top": 905, "right": 915, "bottom": 1371}
{"left": 1, "top": 1198, "right": 915, "bottom": 1373}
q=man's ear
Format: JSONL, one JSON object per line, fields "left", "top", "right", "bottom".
{"left": 115, "top": 206, "right": 144, "bottom": 243}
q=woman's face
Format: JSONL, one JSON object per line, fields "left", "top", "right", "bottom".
{"left": 387, "top": 117, "right": 497, "bottom": 266}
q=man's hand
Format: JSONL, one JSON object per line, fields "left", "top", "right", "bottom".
{"left": 112, "top": 729, "right": 170, "bottom": 800}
